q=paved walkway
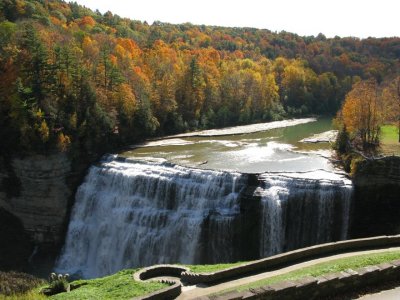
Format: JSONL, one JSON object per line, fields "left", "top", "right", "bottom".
{"left": 176, "top": 247, "right": 400, "bottom": 299}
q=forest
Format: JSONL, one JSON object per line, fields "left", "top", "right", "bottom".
{"left": 0, "top": 0, "right": 399, "bottom": 159}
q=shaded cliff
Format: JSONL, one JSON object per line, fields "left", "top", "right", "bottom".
{"left": 0, "top": 208, "right": 32, "bottom": 271}
{"left": 197, "top": 174, "right": 263, "bottom": 264}
{"left": 350, "top": 156, "right": 400, "bottom": 237}
{"left": 0, "top": 154, "right": 74, "bottom": 271}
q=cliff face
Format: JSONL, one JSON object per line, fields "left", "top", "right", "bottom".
{"left": 350, "top": 156, "right": 400, "bottom": 238}
{"left": 0, "top": 208, "right": 32, "bottom": 271}
{"left": 0, "top": 154, "right": 72, "bottom": 266}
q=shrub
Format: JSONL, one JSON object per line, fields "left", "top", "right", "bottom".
{"left": 42, "top": 273, "right": 70, "bottom": 296}
{"left": 350, "top": 156, "right": 365, "bottom": 176}
{"left": 0, "top": 271, "right": 45, "bottom": 296}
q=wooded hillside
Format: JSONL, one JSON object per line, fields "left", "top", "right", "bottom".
{"left": 0, "top": 0, "right": 399, "bottom": 157}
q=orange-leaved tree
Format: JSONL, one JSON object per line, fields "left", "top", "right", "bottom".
{"left": 339, "top": 79, "right": 385, "bottom": 150}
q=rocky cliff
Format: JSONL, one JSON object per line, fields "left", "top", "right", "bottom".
{"left": 0, "top": 154, "right": 72, "bottom": 270}
{"left": 350, "top": 156, "right": 400, "bottom": 237}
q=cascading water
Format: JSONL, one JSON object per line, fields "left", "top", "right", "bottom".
{"left": 57, "top": 155, "right": 353, "bottom": 279}
{"left": 257, "top": 170, "right": 352, "bottom": 257}
{"left": 56, "top": 156, "right": 245, "bottom": 278}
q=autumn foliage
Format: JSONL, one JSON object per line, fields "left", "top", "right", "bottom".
{"left": 337, "top": 77, "right": 399, "bottom": 151}
{"left": 0, "top": 0, "right": 399, "bottom": 158}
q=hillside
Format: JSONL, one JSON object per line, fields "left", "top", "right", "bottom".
{"left": 0, "top": 0, "right": 399, "bottom": 158}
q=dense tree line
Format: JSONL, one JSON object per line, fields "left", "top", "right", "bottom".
{"left": 0, "top": 0, "right": 399, "bottom": 158}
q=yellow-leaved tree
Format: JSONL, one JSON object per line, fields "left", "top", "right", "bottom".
{"left": 340, "top": 79, "right": 385, "bottom": 150}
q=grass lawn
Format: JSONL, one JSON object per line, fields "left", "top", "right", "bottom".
{"left": 380, "top": 125, "right": 400, "bottom": 155}
{"left": 186, "top": 261, "right": 245, "bottom": 273}
{"left": 0, "top": 269, "right": 168, "bottom": 300}
{"left": 50, "top": 269, "right": 167, "bottom": 300}
{"left": 220, "top": 250, "right": 400, "bottom": 294}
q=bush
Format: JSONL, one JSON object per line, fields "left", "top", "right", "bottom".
{"left": 0, "top": 271, "right": 45, "bottom": 296}
{"left": 42, "top": 273, "right": 70, "bottom": 296}
{"left": 350, "top": 156, "right": 365, "bottom": 176}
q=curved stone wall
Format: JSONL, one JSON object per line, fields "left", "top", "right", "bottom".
{"left": 132, "top": 281, "right": 181, "bottom": 300}
{"left": 133, "top": 265, "right": 190, "bottom": 282}
{"left": 133, "top": 265, "right": 189, "bottom": 300}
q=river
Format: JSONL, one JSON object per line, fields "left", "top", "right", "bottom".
{"left": 122, "top": 117, "right": 337, "bottom": 173}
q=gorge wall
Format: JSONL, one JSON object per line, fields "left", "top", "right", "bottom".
{"left": 0, "top": 154, "right": 74, "bottom": 270}
{"left": 350, "top": 156, "right": 400, "bottom": 238}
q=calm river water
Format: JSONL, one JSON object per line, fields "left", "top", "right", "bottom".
{"left": 122, "top": 118, "right": 337, "bottom": 173}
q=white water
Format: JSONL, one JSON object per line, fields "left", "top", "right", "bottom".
{"left": 57, "top": 156, "right": 353, "bottom": 279}
{"left": 258, "top": 171, "right": 352, "bottom": 257}
{"left": 56, "top": 157, "right": 244, "bottom": 278}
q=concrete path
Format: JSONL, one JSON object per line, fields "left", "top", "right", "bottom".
{"left": 177, "top": 247, "right": 400, "bottom": 299}
{"left": 357, "top": 287, "right": 400, "bottom": 300}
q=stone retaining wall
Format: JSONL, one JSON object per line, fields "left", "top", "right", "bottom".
{"left": 209, "top": 259, "right": 400, "bottom": 299}
{"left": 132, "top": 265, "right": 189, "bottom": 300}
{"left": 181, "top": 235, "right": 400, "bottom": 284}
{"left": 133, "top": 265, "right": 189, "bottom": 282}
{"left": 133, "top": 280, "right": 181, "bottom": 300}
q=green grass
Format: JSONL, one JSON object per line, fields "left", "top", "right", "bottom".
{"left": 380, "top": 125, "right": 400, "bottom": 155}
{"left": 222, "top": 250, "right": 400, "bottom": 293}
{"left": 381, "top": 125, "right": 399, "bottom": 143}
{"left": 50, "top": 269, "right": 167, "bottom": 300}
{"left": 186, "top": 261, "right": 245, "bottom": 273}
{"left": 0, "top": 269, "right": 168, "bottom": 300}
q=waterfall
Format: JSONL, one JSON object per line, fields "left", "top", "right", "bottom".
{"left": 56, "top": 156, "right": 353, "bottom": 279}
{"left": 258, "top": 171, "right": 353, "bottom": 257}
{"left": 56, "top": 157, "right": 245, "bottom": 278}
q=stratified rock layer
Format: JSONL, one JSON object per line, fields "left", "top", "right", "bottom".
{"left": 0, "top": 154, "right": 71, "bottom": 253}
